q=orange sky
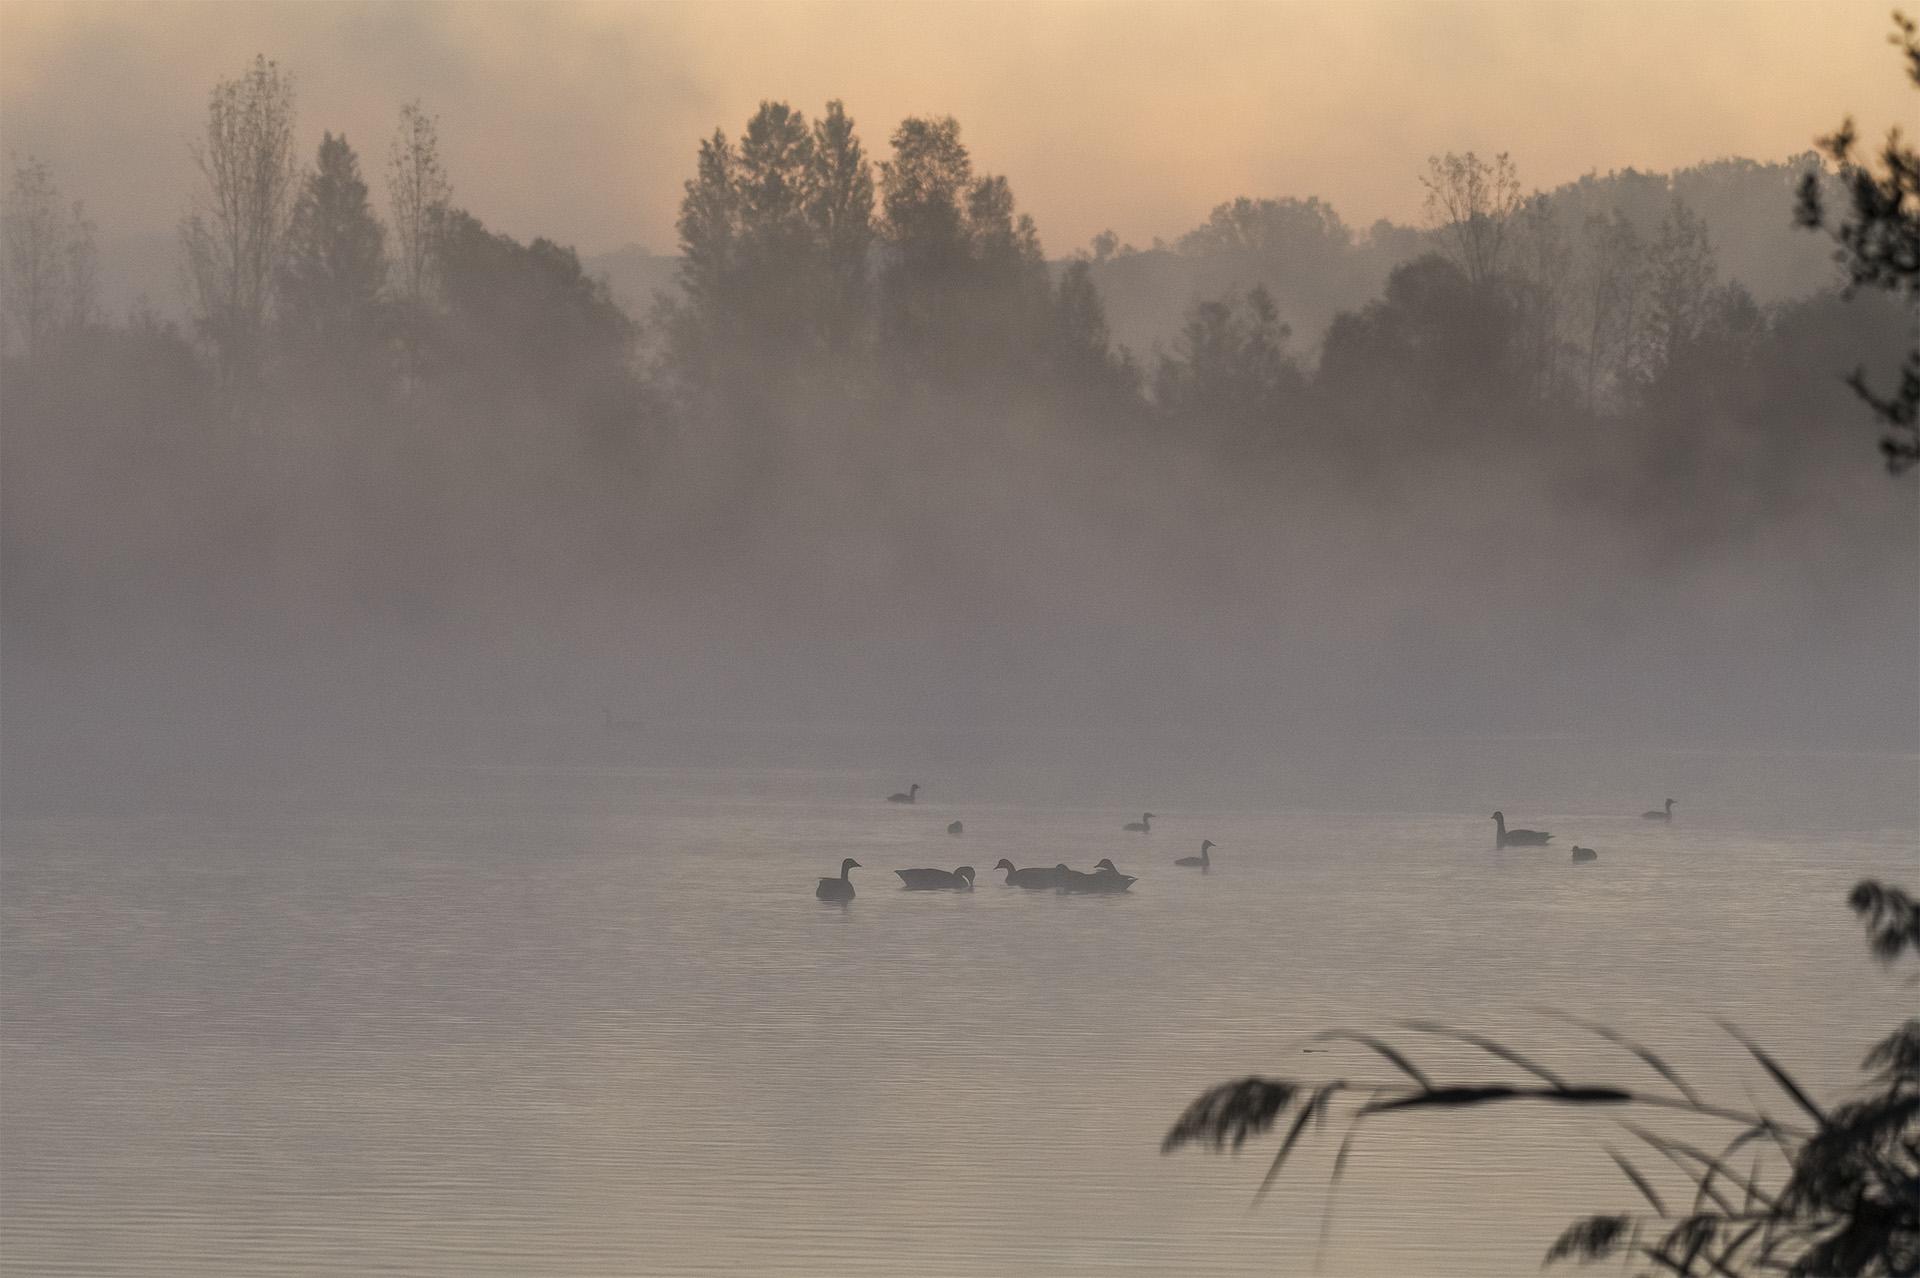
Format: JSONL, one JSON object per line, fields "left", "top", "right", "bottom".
{"left": 2, "top": 0, "right": 1911, "bottom": 254}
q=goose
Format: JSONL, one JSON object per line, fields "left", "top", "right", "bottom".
{"left": 947, "top": 820, "right": 964, "bottom": 835}
{"left": 994, "top": 858, "right": 1065, "bottom": 890}
{"left": 1492, "top": 811, "right": 1552, "bottom": 848}
{"left": 1054, "top": 861, "right": 1136, "bottom": 894}
{"left": 1642, "top": 798, "right": 1675, "bottom": 821}
{"left": 1175, "top": 839, "right": 1217, "bottom": 868}
{"left": 886, "top": 783, "right": 921, "bottom": 804}
{"left": 1571, "top": 846, "right": 1598, "bottom": 863}
{"left": 1077, "top": 858, "right": 1137, "bottom": 893}
{"left": 816, "top": 858, "right": 861, "bottom": 901}
{"left": 895, "top": 865, "right": 975, "bottom": 891}
{"left": 1122, "top": 812, "right": 1156, "bottom": 833}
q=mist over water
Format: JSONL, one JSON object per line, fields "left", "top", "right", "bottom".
{"left": 4, "top": 5, "right": 1919, "bottom": 1275}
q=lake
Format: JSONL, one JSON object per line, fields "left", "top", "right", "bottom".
{"left": 3, "top": 735, "right": 1914, "bottom": 1275}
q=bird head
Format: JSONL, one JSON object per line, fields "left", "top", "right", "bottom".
{"left": 994, "top": 858, "right": 1016, "bottom": 871}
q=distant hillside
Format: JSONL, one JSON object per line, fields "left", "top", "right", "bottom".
{"left": 1075, "top": 155, "right": 1845, "bottom": 363}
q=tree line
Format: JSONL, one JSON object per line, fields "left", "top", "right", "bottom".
{"left": 1, "top": 54, "right": 1911, "bottom": 647}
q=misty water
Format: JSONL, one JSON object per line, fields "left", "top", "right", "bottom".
{"left": 3, "top": 735, "right": 1912, "bottom": 1276}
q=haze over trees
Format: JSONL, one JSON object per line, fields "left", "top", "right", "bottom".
{"left": 1, "top": 48, "right": 1914, "bottom": 763}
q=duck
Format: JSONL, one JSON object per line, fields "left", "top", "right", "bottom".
{"left": 994, "top": 858, "right": 1065, "bottom": 889}
{"left": 947, "top": 820, "right": 964, "bottom": 835}
{"left": 1492, "top": 811, "right": 1552, "bottom": 848}
{"left": 1175, "top": 839, "right": 1217, "bottom": 869}
{"left": 886, "top": 783, "right": 921, "bottom": 804}
{"left": 1122, "top": 812, "right": 1156, "bottom": 833}
{"left": 895, "top": 865, "right": 975, "bottom": 891}
{"left": 1571, "top": 846, "right": 1598, "bottom": 863}
{"left": 1642, "top": 798, "right": 1675, "bottom": 821}
{"left": 816, "top": 858, "right": 861, "bottom": 901}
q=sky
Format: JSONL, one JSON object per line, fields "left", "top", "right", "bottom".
{"left": 1, "top": 0, "right": 1913, "bottom": 257}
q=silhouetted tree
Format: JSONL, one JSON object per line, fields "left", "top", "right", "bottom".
{"left": 1177, "top": 196, "right": 1352, "bottom": 259}
{"left": 1635, "top": 197, "right": 1719, "bottom": 386}
{"left": 277, "top": 133, "right": 388, "bottom": 370}
{"left": 2, "top": 155, "right": 96, "bottom": 359}
{"left": 1422, "top": 151, "right": 1523, "bottom": 288}
{"left": 1153, "top": 285, "right": 1300, "bottom": 432}
{"left": 388, "top": 100, "right": 449, "bottom": 310}
{"left": 1577, "top": 209, "right": 1648, "bottom": 411}
{"left": 877, "top": 114, "right": 975, "bottom": 368}
{"left": 181, "top": 55, "right": 299, "bottom": 395}
{"left": 808, "top": 101, "right": 875, "bottom": 359}
{"left": 1317, "top": 254, "right": 1527, "bottom": 429}
{"left": 670, "top": 100, "right": 875, "bottom": 372}
{"left": 1796, "top": 10, "right": 1920, "bottom": 473}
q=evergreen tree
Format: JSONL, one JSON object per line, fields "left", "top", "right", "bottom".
{"left": 278, "top": 133, "right": 388, "bottom": 369}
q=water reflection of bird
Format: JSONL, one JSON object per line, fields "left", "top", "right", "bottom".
{"left": 895, "top": 866, "right": 975, "bottom": 890}
{"left": 1493, "top": 812, "right": 1551, "bottom": 848}
{"left": 816, "top": 858, "right": 861, "bottom": 901}
{"left": 887, "top": 783, "right": 920, "bottom": 804}
{"left": 995, "top": 858, "right": 1065, "bottom": 889}
{"left": 1175, "top": 840, "right": 1216, "bottom": 869}
{"left": 1123, "top": 812, "right": 1156, "bottom": 833}
{"left": 1642, "top": 799, "right": 1675, "bottom": 821}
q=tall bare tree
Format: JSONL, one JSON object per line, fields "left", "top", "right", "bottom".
{"left": 1421, "top": 151, "right": 1523, "bottom": 288}
{"left": 181, "top": 55, "right": 299, "bottom": 390}
{"left": 1577, "top": 209, "right": 1646, "bottom": 411}
{"left": 2, "top": 155, "right": 101, "bottom": 359}
{"left": 3, "top": 155, "right": 65, "bottom": 359}
{"left": 387, "top": 100, "right": 450, "bottom": 308}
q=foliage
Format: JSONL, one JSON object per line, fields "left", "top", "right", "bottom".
{"left": 1162, "top": 883, "right": 1920, "bottom": 1276}
{"left": 1796, "top": 11, "right": 1920, "bottom": 473}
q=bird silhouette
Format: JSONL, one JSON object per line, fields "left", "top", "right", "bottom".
{"left": 1175, "top": 839, "right": 1216, "bottom": 869}
{"left": 1492, "top": 811, "right": 1552, "bottom": 848}
{"left": 816, "top": 857, "right": 861, "bottom": 901}
{"left": 895, "top": 866, "right": 975, "bottom": 890}
{"left": 995, "top": 858, "right": 1066, "bottom": 889}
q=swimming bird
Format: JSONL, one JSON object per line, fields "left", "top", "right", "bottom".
{"left": 947, "top": 820, "right": 963, "bottom": 835}
{"left": 1642, "top": 798, "right": 1675, "bottom": 821}
{"left": 887, "top": 783, "right": 921, "bottom": 804}
{"left": 1175, "top": 839, "right": 1217, "bottom": 869}
{"left": 994, "top": 858, "right": 1065, "bottom": 889}
{"left": 1122, "top": 812, "right": 1156, "bottom": 833}
{"left": 1571, "top": 846, "right": 1598, "bottom": 863}
{"left": 1492, "top": 811, "right": 1552, "bottom": 848}
{"left": 816, "top": 858, "right": 861, "bottom": 901}
{"left": 895, "top": 865, "right": 975, "bottom": 890}
{"left": 1056, "top": 861, "right": 1136, "bottom": 894}
{"left": 1081, "top": 858, "right": 1137, "bottom": 892}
